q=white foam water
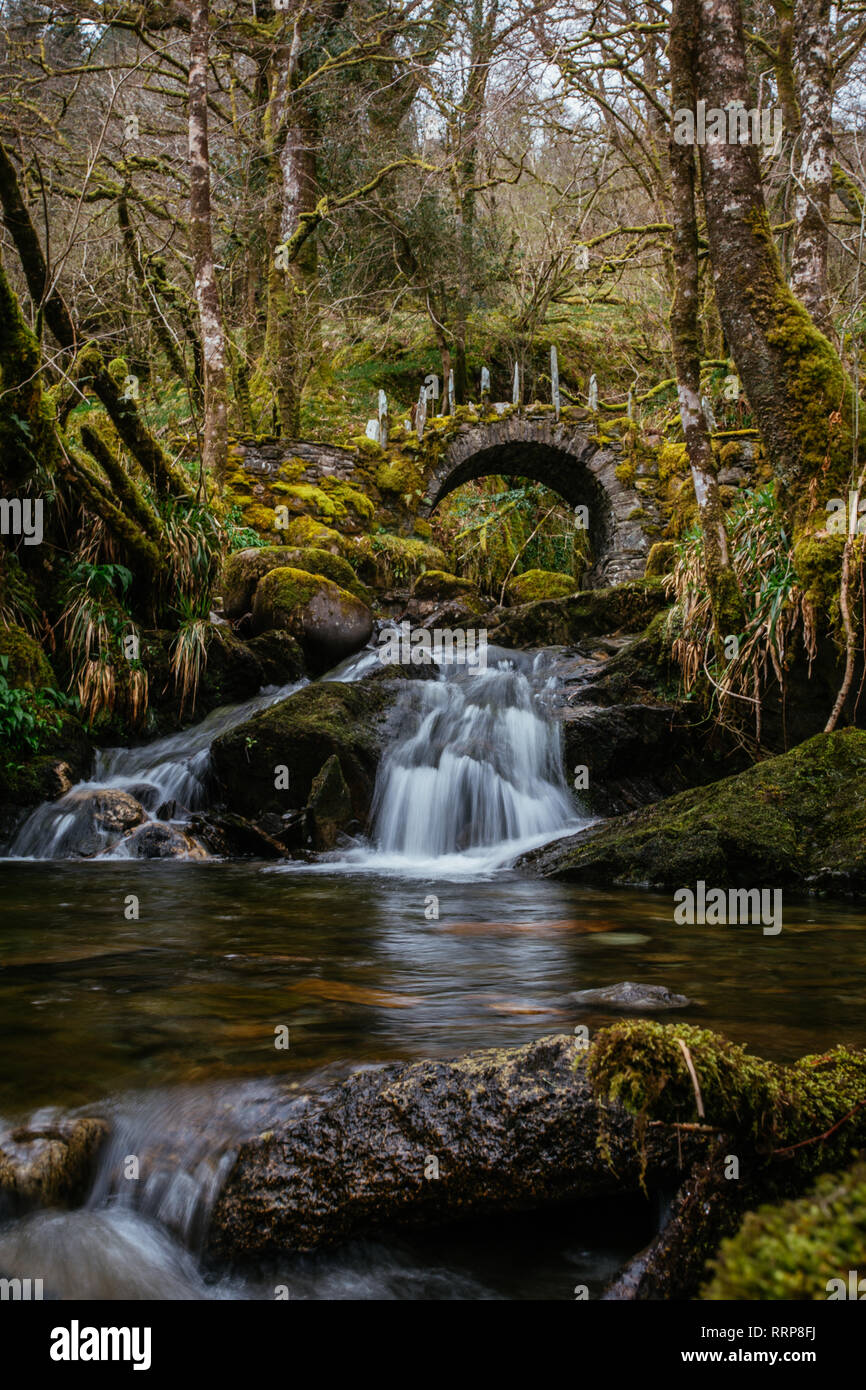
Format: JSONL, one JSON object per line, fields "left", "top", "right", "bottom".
{"left": 5, "top": 681, "right": 305, "bottom": 860}
{"left": 292, "top": 653, "right": 589, "bottom": 877}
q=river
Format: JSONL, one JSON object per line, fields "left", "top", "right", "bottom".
{"left": 1, "top": 648, "right": 864, "bottom": 1299}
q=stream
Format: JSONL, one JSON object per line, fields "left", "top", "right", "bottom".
{"left": 1, "top": 647, "right": 865, "bottom": 1299}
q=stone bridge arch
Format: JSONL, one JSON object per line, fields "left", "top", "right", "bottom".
{"left": 419, "top": 415, "right": 657, "bottom": 588}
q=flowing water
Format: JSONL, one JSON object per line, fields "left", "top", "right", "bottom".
{"left": 1, "top": 647, "right": 865, "bottom": 1299}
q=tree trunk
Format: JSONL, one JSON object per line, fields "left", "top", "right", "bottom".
{"left": 669, "top": 0, "right": 744, "bottom": 651}
{"left": 693, "top": 0, "right": 862, "bottom": 515}
{"left": 790, "top": 0, "right": 834, "bottom": 338}
{"left": 188, "top": 0, "right": 228, "bottom": 484}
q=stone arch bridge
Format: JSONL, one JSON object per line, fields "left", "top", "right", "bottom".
{"left": 233, "top": 409, "right": 661, "bottom": 589}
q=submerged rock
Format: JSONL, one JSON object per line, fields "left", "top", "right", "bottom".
{"left": 206, "top": 1034, "right": 698, "bottom": 1261}
{"left": 523, "top": 729, "right": 866, "bottom": 892}
{"left": 119, "top": 823, "right": 208, "bottom": 859}
{"left": 0, "top": 1116, "right": 107, "bottom": 1213}
{"left": 571, "top": 982, "right": 694, "bottom": 1011}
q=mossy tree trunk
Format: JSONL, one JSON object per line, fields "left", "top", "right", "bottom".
{"left": 692, "top": 0, "right": 864, "bottom": 515}
{"left": 669, "top": 0, "right": 745, "bottom": 654}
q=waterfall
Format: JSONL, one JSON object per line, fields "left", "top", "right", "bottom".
{"left": 5, "top": 681, "right": 304, "bottom": 861}
{"left": 339, "top": 652, "right": 586, "bottom": 874}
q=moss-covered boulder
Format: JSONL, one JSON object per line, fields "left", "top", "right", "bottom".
{"left": 411, "top": 569, "right": 480, "bottom": 603}
{"left": 211, "top": 679, "right": 392, "bottom": 822}
{"left": 0, "top": 624, "right": 54, "bottom": 690}
{"left": 486, "top": 581, "right": 668, "bottom": 648}
{"left": 525, "top": 728, "right": 866, "bottom": 892}
{"left": 221, "top": 547, "right": 301, "bottom": 619}
{"left": 644, "top": 541, "right": 677, "bottom": 579}
{"left": 343, "top": 532, "right": 448, "bottom": 589}
{"left": 505, "top": 569, "right": 579, "bottom": 604}
{"left": 282, "top": 516, "right": 344, "bottom": 552}
{"left": 702, "top": 1161, "right": 866, "bottom": 1300}
{"left": 222, "top": 546, "right": 369, "bottom": 619}
{"left": 251, "top": 567, "right": 373, "bottom": 674}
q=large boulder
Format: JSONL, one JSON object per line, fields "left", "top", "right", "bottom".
{"left": 505, "top": 569, "right": 580, "bottom": 605}
{"left": 251, "top": 567, "right": 373, "bottom": 674}
{"left": 523, "top": 729, "right": 866, "bottom": 893}
{"left": 206, "top": 1034, "right": 698, "bottom": 1261}
{"left": 222, "top": 546, "right": 369, "bottom": 619}
{"left": 211, "top": 678, "right": 392, "bottom": 823}
{"left": 485, "top": 580, "right": 668, "bottom": 649}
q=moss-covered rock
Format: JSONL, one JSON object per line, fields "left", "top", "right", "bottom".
{"left": 505, "top": 569, "right": 579, "bottom": 605}
{"left": 211, "top": 679, "right": 392, "bottom": 822}
{"left": 702, "top": 1161, "right": 866, "bottom": 1300}
{"left": 344, "top": 532, "right": 448, "bottom": 588}
{"left": 526, "top": 728, "right": 866, "bottom": 892}
{"left": 644, "top": 541, "right": 678, "bottom": 579}
{"left": 0, "top": 624, "right": 54, "bottom": 690}
{"left": 245, "top": 630, "right": 306, "bottom": 685}
{"left": 486, "top": 581, "right": 668, "bottom": 648}
{"left": 281, "top": 516, "right": 344, "bottom": 552}
{"left": 307, "top": 753, "right": 354, "bottom": 849}
{"left": 411, "top": 569, "right": 481, "bottom": 602}
{"left": 251, "top": 566, "right": 372, "bottom": 673}
{"left": 222, "top": 546, "right": 370, "bottom": 619}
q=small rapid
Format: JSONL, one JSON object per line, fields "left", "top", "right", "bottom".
{"left": 5, "top": 681, "right": 305, "bottom": 860}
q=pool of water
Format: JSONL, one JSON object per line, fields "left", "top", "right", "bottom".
{"left": 1, "top": 861, "right": 863, "bottom": 1116}
{"left": 1, "top": 849, "right": 864, "bottom": 1299}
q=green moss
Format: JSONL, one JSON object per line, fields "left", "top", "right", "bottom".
{"left": 253, "top": 565, "right": 332, "bottom": 619}
{"left": 0, "top": 624, "right": 55, "bottom": 690}
{"left": 702, "top": 1160, "right": 866, "bottom": 1300}
{"left": 245, "top": 503, "right": 278, "bottom": 535}
{"left": 412, "top": 569, "right": 482, "bottom": 602}
{"left": 282, "top": 516, "right": 344, "bottom": 551}
{"left": 277, "top": 547, "right": 371, "bottom": 603}
{"left": 541, "top": 727, "right": 866, "bottom": 891}
{"left": 345, "top": 532, "right": 448, "bottom": 587}
{"left": 505, "top": 569, "right": 579, "bottom": 604}
{"left": 792, "top": 534, "right": 845, "bottom": 617}
{"left": 587, "top": 1019, "right": 866, "bottom": 1184}
{"left": 658, "top": 442, "right": 689, "bottom": 484}
{"left": 376, "top": 457, "right": 423, "bottom": 495}
{"left": 718, "top": 441, "right": 743, "bottom": 466}
{"left": 645, "top": 541, "right": 677, "bottom": 578}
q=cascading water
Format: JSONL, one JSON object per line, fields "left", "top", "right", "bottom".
{"left": 6, "top": 680, "right": 304, "bottom": 860}
{"left": 331, "top": 650, "right": 587, "bottom": 874}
